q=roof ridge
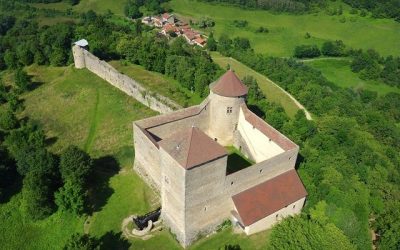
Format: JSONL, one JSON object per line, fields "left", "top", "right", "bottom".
{"left": 184, "top": 127, "right": 196, "bottom": 168}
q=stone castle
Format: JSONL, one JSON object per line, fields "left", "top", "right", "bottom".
{"left": 72, "top": 40, "right": 307, "bottom": 247}
{"left": 134, "top": 71, "right": 307, "bottom": 247}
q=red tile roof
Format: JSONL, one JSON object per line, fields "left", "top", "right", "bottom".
{"left": 159, "top": 127, "right": 227, "bottom": 170}
{"left": 194, "top": 37, "right": 206, "bottom": 45}
{"left": 241, "top": 105, "right": 297, "bottom": 151}
{"left": 212, "top": 70, "right": 248, "bottom": 97}
{"left": 232, "top": 169, "right": 307, "bottom": 226}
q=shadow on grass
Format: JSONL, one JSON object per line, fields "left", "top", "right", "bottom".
{"left": 87, "top": 156, "right": 120, "bottom": 214}
{"left": 226, "top": 152, "right": 252, "bottom": 175}
{"left": 248, "top": 104, "right": 265, "bottom": 119}
{"left": 28, "top": 81, "right": 43, "bottom": 91}
{"left": 0, "top": 172, "right": 22, "bottom": 204}
{"left": 99, "top": 231, "right": 131, "bottom": 250}
{"left": 295, "top": 153, "right": 305, "bottom": 170}
{"left": 44, "top": 136, "right": 58, "bottom": 147}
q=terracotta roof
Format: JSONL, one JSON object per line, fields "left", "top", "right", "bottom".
{"left": 194, "top": 37, "right": 206, "bottom": 45}
{"left": 159, "top": 127, "right": 227, "bottom": 170}
{"left": 241, "top": 105, "right": 297, "bottom": 151}
{"left": 212, "top": 70, "right": 248, "bottom": 97}
{"left": 232, "top": 169, "right": 307, "bottom": 226}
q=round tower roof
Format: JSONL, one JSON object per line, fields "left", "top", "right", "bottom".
{"left": 211, "top": 70, "right": 248, "bottom": 97}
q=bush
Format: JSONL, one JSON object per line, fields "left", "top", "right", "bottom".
{"left": 232, "top": 20, "right": 248, "bottom": 28}
{"left": 14, "top": 68, "right": 30, "bottom": 92}
{"left": 321, "top": 40, "right": 346, "bottom": 57}
{"left": 0, "top": 108, "right": 18, "bottom": 130}
{"left": 294, "top": 45, "right": 321, "bottom": 58}
{"left": 59, "top": 146, "right": 92, "bottom": 184}
{"left": 63, "top": 233, "right": 100, "bottom": 250}
{"left": 255, "top": 26, "right": 269, "bottom": 33}
{"left": 55, "top": 180, "right": 87, "bottom": 215}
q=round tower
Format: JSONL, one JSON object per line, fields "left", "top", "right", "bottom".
{"left": 208, "top": 70, "right": 248, "bottom": 145}
{"left": 72, "top": 39, "right": 88, "bottom": 69}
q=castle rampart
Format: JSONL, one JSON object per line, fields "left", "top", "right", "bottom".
{"left": 72, "top": 45, "right": 180, "bottom": 114}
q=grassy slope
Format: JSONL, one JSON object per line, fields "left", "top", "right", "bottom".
{"left": 304, "top": 59, "right": 400, "bottom": 95}
{"left": 109, "top": 61, "right": 203, "bottom": 107}
{"left": 0, "top": 64, "right": 274, "bottom": 250}
{"left": 168, "top": 0, "right": 400, "bottom": 57}
{"left": 211, "top": 52, "right": 299, "bottom": 118}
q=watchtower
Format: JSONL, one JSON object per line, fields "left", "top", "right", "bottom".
{"left": 72, "top": 39, "right": 88, "bottom": 69}
{"left": 208, "top": 70, "right": 248, "bottom": 145}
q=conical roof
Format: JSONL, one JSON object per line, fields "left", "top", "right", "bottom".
{"left": 159, "top": 127, "right": 227, "bottom": 169}
{"left": 212, "top": 70, "right": 248, "bottom": 97}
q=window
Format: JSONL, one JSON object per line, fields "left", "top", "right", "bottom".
{"left": 227, "top": 107, "right": 233, "bottom": 114}
{"left": 293, "top": 205, "right": 296, "bottom": 209}
{"left": 259, "top": 169, "right": 263, "bottom": 173}
{"left": 276, "top": 214, "right": 279, "bottom": 221}
{"left": 204, "top": 206, "right": 207, "bottom": 211}
{"left": 231, "top": 181, "right": 234, "bottom": 185}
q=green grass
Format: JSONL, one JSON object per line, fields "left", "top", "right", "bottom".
{"left": 109, "top": 61, "right": 203, "bottom": 107}
{"left": 304, "top": 58, "right": 400, "bottom": 95}
{"left": 211, "top": 52, "right": 300, "bottom": 118}
{"left": 168, "top": 0, "right": 400, "bottom": 57}
{"left": 225, "top": 146, "right": 254, "bottom": 175}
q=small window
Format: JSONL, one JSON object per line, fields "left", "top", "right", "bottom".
{"left": 227, "top": 107, "right": 233, "bottom": 114}
{"left": 204, "top": 206, "right": 207, "bottom": 211}
{"left": 293, "top": 205, "right": 296, "bottom": 209}
{"left": 275, "top": 214, "right": 279, "bottom": 221}
{"left": 214, "top": 138, "right": 218, "bottom": 141}
{"left": 231, "top": 181, "right": 234, "bottom": 185}
{"left": 234, "top": 123, "right": 238, "bottom": 130}
{"left": 259, "top": 169, "right": 263, "bottom": 173}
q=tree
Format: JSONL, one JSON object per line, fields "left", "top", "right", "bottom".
{"left": 124, "top": 0, "right": 143, "bottom": 19}
{"left": 294, "top": 45, "right": 321, "bottom": 58}
{"left": 21, "top": 170, "right": 54, "bottom": 220}
{"left": 0, "top": 107, "right": 18, "bottom": 130}
{"left": 55, "top": 181, "right": 87, "bottom": 214}
{"left": 321, "top": 40, "right": 346, "bottom": 57}
{"left": 14, "top": 68, "right": 30, "bottom": 92}
{"left": 206, "top": 33, "right": 217, "bottom": 51}
{"left": 63, "top": 233, "right": 100, "bottom": 250}
{"left": 59, "top": 146, "right": 92, "bottom": 184}
{"left": 4, "top": 50, "right": 18, "bottom": 69}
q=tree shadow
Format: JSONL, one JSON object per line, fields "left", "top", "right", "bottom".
{"left": 248, "top": 104, "right": 265, "bottom": 118}
{"left": 44, "top": 136, "right": 58, "bottom": 147}
{"left": 28, "top": 81, "right": 43, "bottom": 91}
{"left": 99, "top": 231, "right": 131, "bottom": 250}
{"left": 0, "top": 173, "right": 22, "bottom": 204}
{"left": 295, "top": 153, "right": 305, "bottom": 170}
{"left": 87, "top": 155, "right": 120, "bottom": 214}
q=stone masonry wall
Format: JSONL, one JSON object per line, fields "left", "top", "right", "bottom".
{"left": 73, "top": 45, "right": 180, "bottom": 114}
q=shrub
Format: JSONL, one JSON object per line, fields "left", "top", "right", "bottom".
{"left": 294, "top": 45, "right": 321, "bottom": 58}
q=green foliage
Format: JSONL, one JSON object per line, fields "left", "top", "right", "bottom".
{"left": 242, "top": 75, "right": 265, "bottom": 103}
{"left": 21, "top": 170, "right": 55, "bottom": 220}
{"left": 255, "top": 26, "right": 269, "bottom": 33}
{"left": 55, "top": 180, "right": 87, "bottom": 214}
{"left": 321, "top": 40, "right": 346, "bottom": 57}
{"left": 232, "top": 19, "right": 248, "bottom": 28}
{"left": 268, "top": 215, "right": 356, "bottom": 250}
{"left": 198, "top": 17, "right": 215, "bottom": 28}
{"left": 294, "top": 44, "right": 321, "bottom": 58}
{"left": 206, "top": 32, "right": 217, "bottom": 51}
{"left": 59, "top": 146, "right": 92, "bottom": 184}
{"left": 0, "top": 107, "right": 18, "bottom": 131}
{"left": 124, "top": 0, "right": 142, "bottom": 19}
{"left": 198, "top": 0, "right": 307, "bottom": 13}
{"left": 63, "top": 233, "right": 100, "bottom": 250}
{"left": 14, "top": 68, "right": 30, "bottom": 92}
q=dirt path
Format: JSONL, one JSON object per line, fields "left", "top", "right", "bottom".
{"left": 226, "top": 56, "right": 313, "bottom": 120}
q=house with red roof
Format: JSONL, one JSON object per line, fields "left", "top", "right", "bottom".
{"left": 133, "top": 70, "right": 307, "bottom": 246}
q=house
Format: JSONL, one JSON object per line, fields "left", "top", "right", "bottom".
{"left": 194, "top": 37, "right": 207, "bottom": 47}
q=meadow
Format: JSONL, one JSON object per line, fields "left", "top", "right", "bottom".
{"left": 0, "top": 64, "right": 272, "bottom": 250}
{"left": 304, "top": 58, "right": 400, "bottom": 95}
{"left": 168, "top": 0, "right": 400, "bottom": 57}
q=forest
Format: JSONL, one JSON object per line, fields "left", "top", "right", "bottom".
{"left": 1, "top": 0, "right": 400, "bottom": 249}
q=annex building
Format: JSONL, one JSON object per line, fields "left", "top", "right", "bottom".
{"left": 133, "top": 70, "right": 307, "bottom": 247}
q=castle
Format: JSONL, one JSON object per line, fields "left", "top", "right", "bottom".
{"left": 134, "top": 70, "right": 307, "bottom": 247}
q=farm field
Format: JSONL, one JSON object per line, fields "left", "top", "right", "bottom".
{"left": 0, "top": 64, "right": 272, "bottom": 250}
{"left": 211, "top": 52, "right": 301, "bottom": 118}
{"left": 109, "top": 61, "right": 203, "bottom": 107}
{"left": 304, "top": 58, "right": 400, "bottom": 95}
{"left": 168, "top": 0, "right": 400, "bottom": 57}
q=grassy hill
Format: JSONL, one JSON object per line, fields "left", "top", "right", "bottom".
{"left": 304, "top": 58, "right": 400, "bottom": 95}
{"left": 168, "top": 0, "right": 400, "bottom": 57}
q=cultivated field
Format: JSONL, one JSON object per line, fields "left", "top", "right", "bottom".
{"left": 169, "top": 0, "right": 400, "bottom": 57}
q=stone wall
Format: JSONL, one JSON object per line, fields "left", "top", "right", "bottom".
{"left": 72, "top": 45, "right": 180, "bottom": 114}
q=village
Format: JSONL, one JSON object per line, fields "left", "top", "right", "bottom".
{"left": 142, "top": 13, "right": 207, "bottom": 47}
